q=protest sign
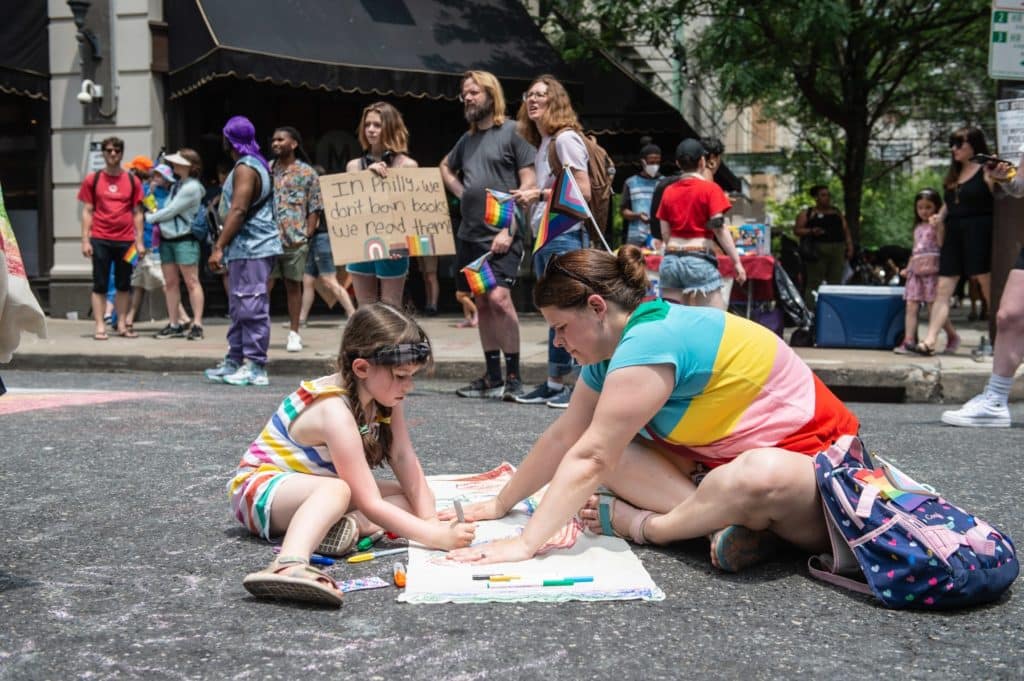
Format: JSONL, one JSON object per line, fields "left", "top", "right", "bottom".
{"left": 318, "top": 167, "right": 454, "bottom": 266}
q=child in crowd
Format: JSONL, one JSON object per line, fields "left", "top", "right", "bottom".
{"left": 896, "top": 189, "right": 959, "bottom": 354}
{"left": 230, "top": 303, "right": 476, "bottom": 606}
{"left": 455, "top": 290, "right": 478, "bottom": 328}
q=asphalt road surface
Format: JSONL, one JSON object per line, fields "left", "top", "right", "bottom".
{"left": 1, "top": 370, "right": 1022, "bottom": 680}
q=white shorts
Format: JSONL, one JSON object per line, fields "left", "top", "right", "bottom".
{"left": 130, "top": 255, "right": 165, "bottom": 291}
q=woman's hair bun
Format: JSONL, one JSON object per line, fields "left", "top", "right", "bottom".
{"left": 616, "top": 244, "right": 649, "bottom": 294}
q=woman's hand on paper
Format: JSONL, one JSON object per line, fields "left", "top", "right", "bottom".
{"left": 446, "top": 536, "right": 533, "bottom": 565}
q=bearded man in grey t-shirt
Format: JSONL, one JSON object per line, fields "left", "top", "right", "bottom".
{"left": 441, "top": 70, "right": 536, "bottom": 402}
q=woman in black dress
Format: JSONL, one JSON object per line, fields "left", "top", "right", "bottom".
{"left": 917, "top": 127, "right": 997, "bottom": 355}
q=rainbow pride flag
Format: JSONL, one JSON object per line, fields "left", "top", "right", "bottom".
{"left": 483, "top": 189, "right": 515, "bottom": 230}
{"left": 533, "top": 167, "right": 588, "bottom": 253}
{"left": 122, "top": 243, "right": 139, "bottom": 266}
{"left": 461, "top": 252, "right": 496, "bottom": 296}
{"left": 406, "top": 234, "right": 436, "bottom": 256}
{"left": 853, "top": 466, "right": 933, "bottom": 512}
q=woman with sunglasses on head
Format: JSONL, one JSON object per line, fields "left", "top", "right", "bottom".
{"left": 915, "top": 127, "right": 997, "bottom": 355}
{"left": 443, "top": 245, "right": 860, "bottom": 573}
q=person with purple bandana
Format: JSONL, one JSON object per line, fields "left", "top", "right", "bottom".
{"left": 205, "top": 116, "right": 283, "bottom": 386}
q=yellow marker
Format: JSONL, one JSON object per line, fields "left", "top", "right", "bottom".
{"left": 345, "top": 547, "right": 408, "bottom": 563}
{"left": 488, "top": 575, "right": 520, "bottom": 582}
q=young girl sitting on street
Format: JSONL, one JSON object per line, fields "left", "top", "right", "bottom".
{"left": 896, "top": 189, "right": 960, "bottom": 354}
{"left": 229, "top": 303, "right": 476, "bottom": 606}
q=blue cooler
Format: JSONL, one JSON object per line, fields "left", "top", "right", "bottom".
{"left": 815, "top": 285, "right": 905, "bottom": 349}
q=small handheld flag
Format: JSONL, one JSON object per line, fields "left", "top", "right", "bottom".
{"left": 483, "top": 189, "right": 516, "bottom": 230}
{"left": 122, "top": 243, "right": 139, "bottom": 266}
{"left": 461, "top": 252, "right": 496, "bottom": 295}
{"left": 534, "top": 167, "right": 612, "bottom": 253}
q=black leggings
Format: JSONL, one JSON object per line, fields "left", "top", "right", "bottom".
{"left": 90, "top": 238, "right": 133, "bottom": 294}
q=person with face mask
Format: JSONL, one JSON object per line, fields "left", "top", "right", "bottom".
{"left": 620, "top": 143, "right": 664, "bottom": 248}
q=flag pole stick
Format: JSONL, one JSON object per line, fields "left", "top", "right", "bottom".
{"left": 588, "top": 214, "right": 612, "bottom": 253}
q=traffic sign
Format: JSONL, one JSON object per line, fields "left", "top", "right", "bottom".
{"left": 990, "top": 6, "right": 1024, "bottom": 80}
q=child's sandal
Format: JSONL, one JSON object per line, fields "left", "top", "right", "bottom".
{"left": 316, "top": 514, "right": 359, "bottom": 557}
{"left": 242, "top": 556, "right": 343, "bottom": 607}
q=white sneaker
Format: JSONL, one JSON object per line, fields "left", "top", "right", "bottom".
{"left": 286, "top": 330, "right": 303, "bottom": 352}
{"left": 223, "top": 359, "right": 270, "bottom": 387}
{"left": 941, "top": 393, "right": 1011, "bottom": 428}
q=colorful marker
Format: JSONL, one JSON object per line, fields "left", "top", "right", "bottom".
{"left": 345, "top": 547, "right": 409, "bottom": 563}
{"left": 393, "top": 562, "right": 407, "bottom": 588}
{"left": 454, "top": 500, "right": 465, "bottom": 523}
{"left": 472, "top": 573, "right": 500, "bottom": 580}
{"left": 356, "top": 530, "right": 385, "bottom": 552}
{"left": 487, "top": 579, "right": 577, "bottom": 588}
{"left": 272, "top": 546, "right": 335, "bottom": 566}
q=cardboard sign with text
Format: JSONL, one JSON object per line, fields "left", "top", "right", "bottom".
{"left": 318, "top": 168, "right": 454, "bottom": 266}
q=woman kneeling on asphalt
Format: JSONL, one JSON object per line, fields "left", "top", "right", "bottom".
{"left": 446, "top": 245, "right": 860, "bottom": 571}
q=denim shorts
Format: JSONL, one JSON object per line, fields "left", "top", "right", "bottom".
{"left": 658, "top": 252, "right": 722, "bottom": 295}
{"left": 346, "top": 256, "right": 410, "bottom": 279}
{"left": 304, "top": 232, "right": 336, "bottom": 277}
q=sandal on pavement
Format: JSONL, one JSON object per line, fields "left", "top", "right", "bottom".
{"left": 316, "top": 514, "right": 359, "bottom": 557}
{"left": 118, "top": 327, "right": 139, "bottom": 338}
{"left": 242, "top": 556, "right": 343, "bottom": 607}
{"left": 710, "top": 525, "right": 783, "bottom": 573}
{"left": 912, "top": 341, "right": 935, "bottom": 356}
{"left": 93, "top": 331, "right": 109, "bottom": 341}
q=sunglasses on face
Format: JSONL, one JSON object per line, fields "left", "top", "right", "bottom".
{"left": 103, "top": 148, "right": 122, "bottom": 154}
{"left": 949, "top": 136, "right": 966, "bottom": 149}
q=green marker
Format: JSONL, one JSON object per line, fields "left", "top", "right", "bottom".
{"left": 356, "top": 530, "right": 385, "bottom": 552}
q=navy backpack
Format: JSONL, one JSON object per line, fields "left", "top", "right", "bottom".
{"left": 810, "top": 435, "right": 1018, "bottom": 609}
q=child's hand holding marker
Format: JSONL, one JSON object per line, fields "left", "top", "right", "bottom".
{"left": 432, "top": 499, "right": 476, "bottom": 550}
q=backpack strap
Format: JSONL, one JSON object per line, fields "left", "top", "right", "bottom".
{"left": 91, "top": 170, "right": 141, "bottom": 208}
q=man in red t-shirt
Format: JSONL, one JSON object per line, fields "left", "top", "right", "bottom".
{"left": 655, "top": 138, "right": 745, "bottom": 309}
{"left": 77, "top": 136, "right": 145, "bottom": 340}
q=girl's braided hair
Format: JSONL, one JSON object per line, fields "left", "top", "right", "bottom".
{"left": 336, "top": 303, "right": 432, "bottom": 468}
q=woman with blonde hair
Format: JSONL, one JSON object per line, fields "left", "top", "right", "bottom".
{"left": 510, "top": 74, "right": 592, "bottom": 408}
{"left": 345, "top": 102, "right": 418, "bottom": 308}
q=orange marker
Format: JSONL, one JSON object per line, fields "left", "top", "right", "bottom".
{"left": 393, "top": 562, "right": 406, "bottom": 588}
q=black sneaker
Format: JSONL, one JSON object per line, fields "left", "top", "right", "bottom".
{"left": 186, "top": 324, "right": 204, "bottom": 341}
{"left": 456, "top": 375, "right": 504, "bottom": 399}
{"left": 155, "top": 324, "right": 185, "bottom": 339}
{"left": 514, "top": 382, "right": 562, "bottom": 405}
{"left": 501, "top": 375, "right": 524, "bottom": 402}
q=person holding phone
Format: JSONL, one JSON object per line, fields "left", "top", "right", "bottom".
{"left": 915, "top": 127, "right": 997, "bottom": 355}
{"left": 942, "top": 145, "right": 1024, "bottom": 427}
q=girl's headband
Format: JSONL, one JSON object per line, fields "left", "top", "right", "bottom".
{"left": 349, "top": 342, "right": 431, "bottom": 366}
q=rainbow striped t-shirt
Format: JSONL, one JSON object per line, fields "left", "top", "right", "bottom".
{"left": 580, "top": 299, "right": 858, "bottom": 466}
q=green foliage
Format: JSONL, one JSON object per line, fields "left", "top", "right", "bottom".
{"left": 768, "top": 166, "right": 947, "bottom": 248}
{"left": 548, "top": 0, "right": 993, "bottom": 237}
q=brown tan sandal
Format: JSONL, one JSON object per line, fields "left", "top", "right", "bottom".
{"left": 242, "top": 556, "right": 343, "bottom": 607}
{"left": 316, "top": 514, "right": 359, "bottom": 557}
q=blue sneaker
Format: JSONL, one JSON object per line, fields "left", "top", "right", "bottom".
{"left": 204, "top": 357, "right": 239, "bottom": 383}
{"left": 546, "top": 386, "right": 572, "bottom": 409}
{"left": 223, "top": 359, "right": 270, "bottom": 387}
{"left": 514, "top": 382, "right": 563, "bottom": 405}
